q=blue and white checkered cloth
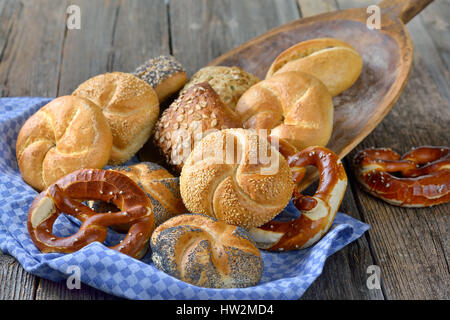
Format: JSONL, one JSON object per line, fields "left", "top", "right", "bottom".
{"left": 0, "top": 97, "right": 369, "bottom": 300}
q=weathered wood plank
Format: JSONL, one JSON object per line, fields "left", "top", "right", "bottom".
{"left": 301, "top": 175, "right": 384, "bottom": 300}
{"left": 0, "top": 0, "right": 69, "bottom": 300}
{"left": 344, "top": 59, "right": 450, "bottom": 299}
{"left": 297, "top": 0, "right": 383, "bottom": 300}
{"left": 414, "top": 0, "right": 450, "bottom": 104}
{"left": 56, "top": 0, "right": 120, "bottom": 96}
{"left": 297, "top": 0, "right": 338, "bottom": 17}
{"left": 0, "top": 252, "right": 37, "bottom": 300}
{"left": 35, "top": 278, "right": 118, "bottom": 300}
{"left": 0, "top": 0, "right": 67, "bottom": 97}
{"left": 35, "top": 0, "right": 170, "bottom": 300}
{"left": 335, "top": 0, "right": 450, "bottom": 301}
{"left": 169, "top": 0, "right": 300, "bottom": 76}
{"left": 419, "top": 0, "right": 450, "bottom": 69}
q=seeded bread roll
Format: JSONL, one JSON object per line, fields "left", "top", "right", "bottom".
{"left": 89, "top": 162, "right": 186, "bottom": 232}
{"left": 154, "top": 83, "right": 242, "bottom": 172}
{"left": 110, "top": 162, "right": 186, "bottom": 226}
{"left": 266, "top": 38, "right": 363, "bottom": 96}
{"left": 180, "top": 128, "right": 294, "bottom": 229}
{"left": 73, "top": 72, "right": 159, "bottom": 165}
{"left": 133, "top": 55, "right": 188, "bottom": 102}
{"left": 182, "top": 66, "right": 260, "bottom": 110}
{"left": 16, "top": 96, "right": 113, "bottom": 191}
{"left": 151, "top": 213, "right": 263, "bottom": 288}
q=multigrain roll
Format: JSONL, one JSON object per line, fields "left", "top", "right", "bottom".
{"left": 154, "top": 83, "right": 242, "bottom": 172}
{"left": 266, "top": 38, "right": 363, "bottom": 96}
{"left": 73, "top": 72, "right": 159, "bottom": 165}
{"left": 151, "top": 214, "right": 263, "bottom": 288}
{"left": 133, "top": 55, "right": 187, "bottom": 102}
{"left": 180, "top": 128, "right": 294, "bottom": 229}
{"left": 182, "top": 66, "right": 260, "bottom": 110}
{"left": 16, "top": 96, "right": 113, "bottom": 191}
{"left": 235, "top": 71, "right": 333, "bottom": 151}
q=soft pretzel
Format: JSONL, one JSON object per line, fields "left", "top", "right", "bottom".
{"left": 180, "top": 128, "right": 294, "bottom": 229}
{"left": 16, "top": 96, "right": 113, "bottom": 191}
{"left": 353, "top": 146, "right": 450, "bottom": 207}
{"left": 266, "top": 38, "right": 363, "bottom": 96}
{"left": 73, "top": 72, "right": 159, "bottom": 165}
{"left": 151, "top": 213, "right": 263, "bottom": 288}
{"left": 235, "top": 71, "right": 334, "bottom": 151}
{"left": 249, "top": 146, "right": 347, "bottom": 251}
{"left": 27, "top": 169, "right": 155, "bottom": 259}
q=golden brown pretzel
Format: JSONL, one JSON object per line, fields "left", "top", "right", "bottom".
{"left": 27, "top": 169, "right": 155, "bottom": 259}
{"left": 249, "top": 145, "right": 347, "bottom": 251}
{"left": 353, "top": 146, "right": 450, "bottom": 207}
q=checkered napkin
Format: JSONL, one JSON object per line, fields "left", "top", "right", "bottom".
{"left": 0, "top": 97, "right": 370, "bottom": 300}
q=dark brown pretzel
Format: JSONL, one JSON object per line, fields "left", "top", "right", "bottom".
{"left": 27, "top": 169, "right": 155, "bottom": 259}
{"left": 353, "top": 146, "right": 450, "bottom": 207}
{"left": 249, "top": 141, "right": 347, "bottom": 251}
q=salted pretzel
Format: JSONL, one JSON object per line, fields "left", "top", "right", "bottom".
{"left": 353, "top": 146, "right": 450, "bottom": 207}
{"left": 27, "top": 169, "right": 155, "bottom": 259}
{"left": 249, "top": 141, "right": 347, "bottom": 251}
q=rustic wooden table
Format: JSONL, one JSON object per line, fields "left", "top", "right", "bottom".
{"left": 0, "top": 0, "right": 448, "bottom": 300}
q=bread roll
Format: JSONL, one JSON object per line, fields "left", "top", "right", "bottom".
{"left": 133, "top": 55, "right": 187, "bottom": 102}
{"left": 182, "top": 66, "right": 260, "bottom": 110}
{"left": 16, "top": 96, "right": 113, "bottom": 191}
{"left": 110, "top": 162, "right": 186, "bottom": 226}
{"left": 266, "top": 38, "right": 363, "bottom": 96}
{"left": 151, "top": 213, "right": 263, "bottom": 288}
{"left": 73, "top": 72, "right": 159, "bottom": 165}
{"left": 154, "top": 83, "right": 242, "bottom": 172}
{"left": 180, "top": 128, "right": 294, "bottom": 229}
{"left": 235, "top": 71, "right": 334, "bottom": 151}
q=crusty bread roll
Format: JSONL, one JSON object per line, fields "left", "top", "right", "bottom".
{"left": 266, "top": 38, "right": 363, "bottom": 96}
{"left": 235, "top": 71, "right": 334, "bottom": 151}
{"left": 89, "top": 162, "right": 186, "bottom": 232}
{"left": 73, "top": 72, "right": 159, "bottom": 165}
{"left": 154, "top": 83, "right": 242, "bottom": 172}
{"left": 133, "top": 55, "right": 188, "bottom": 102}
{"left": 151, "top": 213, "right": 263, "bottom": 288}
{"left": 16, "top": 96, "right": 113, "bottom": 191}
{"left": 110, "top": 162, "right": 186, "bottom": 226}
{"left": 180, "top": 128, "right": 294, "bottom": 229}
{"left": 182, "top": 66, "right": 260, "bottom": 110}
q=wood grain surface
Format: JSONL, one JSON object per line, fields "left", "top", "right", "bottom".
{"left": 0, "top": 0, "right": 448, "bottom": 300}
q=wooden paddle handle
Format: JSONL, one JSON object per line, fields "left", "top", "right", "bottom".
{"left": 379, "top": 0, "right": 433, "bottom": 24}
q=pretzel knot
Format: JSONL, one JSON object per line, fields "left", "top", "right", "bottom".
{"left": 353, "top": 146, "right": 450, "bottom": 207}
{"left": 27, "top": 169, "right": 155, "bottom": 259}
{"left": 249, "top": 145, "right": 347, "bottom": 251}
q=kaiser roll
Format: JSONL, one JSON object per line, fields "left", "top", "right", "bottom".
{"left": 180, "top": 128, "right": 294, "bottom": 229}
{"left": 73, "top": 72, "right": 159, "bottom": 165}
{"left": 235, "top": 71, "right": 334, "bottom": 151}
{"left": 16, "top": 96, "right": 113, "bottom": 191}
{"left": 151, "top": 213, "right": 263, "bottom": 288}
